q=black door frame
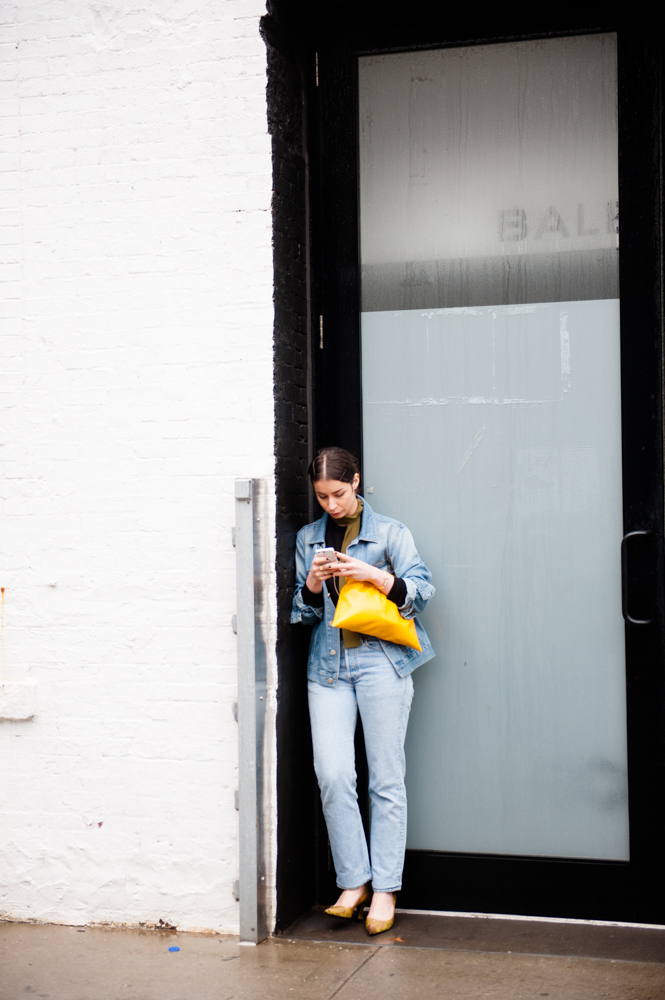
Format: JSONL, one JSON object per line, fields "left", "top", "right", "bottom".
{"left": 305, "top": 10, "right": 665, "bottom": 923}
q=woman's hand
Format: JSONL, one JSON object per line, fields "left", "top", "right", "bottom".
{"left": 329, "top": 552, "right": 394, "bottom": 594}
{"left": 305, "top": 552, "right": 337, "bottom": 593}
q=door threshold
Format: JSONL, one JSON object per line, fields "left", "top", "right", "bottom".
{"left": 282, "top": 907, "right": 665, "bottom": 963}
{"left": 396, "top": 909, "right": 665, "bottom": 932}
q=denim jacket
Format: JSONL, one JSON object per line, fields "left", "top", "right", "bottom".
{"left": 291, "top": 497, "right": 436, "bottom": 686}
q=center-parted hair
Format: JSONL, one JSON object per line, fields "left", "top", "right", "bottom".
{"left": 308, "top": 447, "right": 360, "bottom": 486}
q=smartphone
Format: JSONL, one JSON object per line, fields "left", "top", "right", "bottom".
{"left": 316, "top": 546, "right": 339, "bottom": 564}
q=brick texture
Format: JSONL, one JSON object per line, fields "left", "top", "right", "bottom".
{"left": 0, "top": 1, "right": 276, "bottom": 934}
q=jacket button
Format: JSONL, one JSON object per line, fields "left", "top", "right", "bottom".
{"left": 327, "top": 678, "right": 333, "bottom": 684}
{"left": 330, "top": 650, "right": 336, "bottom": 656}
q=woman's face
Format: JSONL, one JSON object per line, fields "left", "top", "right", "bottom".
{"left": 313, "top": 474, "right": 360, "bottom": 519}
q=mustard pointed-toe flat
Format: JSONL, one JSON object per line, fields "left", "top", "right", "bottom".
{"left": 365, "top": 893, "right": 396, "bottom": 936}
{"left": 324, "top": 885, "right": 371, "bottom": 920}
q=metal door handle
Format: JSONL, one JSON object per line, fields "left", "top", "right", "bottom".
{"left": 621, "top": 530, "right": 653, "bottom": 625}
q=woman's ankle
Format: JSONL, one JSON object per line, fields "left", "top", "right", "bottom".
{"left": 336, "top": 883, "right": 370, "bottom": 902}
{"left": 367, "top": 891, "right": 396, "bottom": 916}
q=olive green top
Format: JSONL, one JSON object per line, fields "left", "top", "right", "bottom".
{"left": 336, "top": 497, "right": 364, "bottom": 649}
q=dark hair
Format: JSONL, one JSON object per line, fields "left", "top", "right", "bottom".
{"left": 308, "top": 447, "right": 360, "bottom": 486}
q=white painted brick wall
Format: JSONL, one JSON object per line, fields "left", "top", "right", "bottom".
{"left": 0, "top": 1, "right": 276, "bottom": 934}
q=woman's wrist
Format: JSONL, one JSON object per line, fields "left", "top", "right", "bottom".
{"left": 306, "top": 571, "right": 323, "bottom": 594}
{"left": 374, "top": 569, "right": 393, "bottom": 593}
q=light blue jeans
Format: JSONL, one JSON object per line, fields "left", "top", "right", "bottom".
{"left": 308, "top": 637, "right": 415, "bottom": 893}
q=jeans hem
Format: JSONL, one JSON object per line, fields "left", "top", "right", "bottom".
{"left": 336, "top": 877, "right": 372, "bottom": 890}
{"left": 372, "top": 884, "right": 401, "bottom": 893}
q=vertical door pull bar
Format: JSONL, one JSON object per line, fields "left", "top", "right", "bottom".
{"left": 621, "top": 530, "right": 653, "bottom": 625}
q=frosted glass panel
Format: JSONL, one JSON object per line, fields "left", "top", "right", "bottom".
{"left": 359, "top": 34, "right": 619, "bottom": 310}
{"left": 359, "top": 35, "right": 628, "bottom": 860}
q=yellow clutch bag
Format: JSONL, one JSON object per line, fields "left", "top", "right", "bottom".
{"left": 331, "top": 580, "right": 422, "bottom": 650}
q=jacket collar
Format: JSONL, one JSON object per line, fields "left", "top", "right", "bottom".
{"left": 310, "top": 496, "right": 379, "bottom": 545}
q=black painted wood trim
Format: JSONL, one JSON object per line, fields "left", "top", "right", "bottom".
{"left": 262, "top": 7, "right": 319, "bottom": 931}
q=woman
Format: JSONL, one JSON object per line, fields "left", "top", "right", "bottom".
{"left": 291, "top": 447, "right": 435, "bottom": 935}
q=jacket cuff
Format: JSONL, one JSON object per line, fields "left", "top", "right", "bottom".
{"left": 398, "top": 577, "right": 417, "bottom": 617}
{"left": 398, "top": 577, "right": 435, "bottom": 618}
{"left": 291, "top": 587, "right": 324, "bottom": 624}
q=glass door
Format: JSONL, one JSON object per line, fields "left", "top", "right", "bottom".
{"left": 359, "top": 34, "right": 627, "bottom": 862}
{"left": 312, "top": 18, "right": 665, "bottom": 920}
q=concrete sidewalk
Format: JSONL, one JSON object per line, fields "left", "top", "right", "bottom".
{"left": 2, "top": 916, "right": 665, "bottom": 1000}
